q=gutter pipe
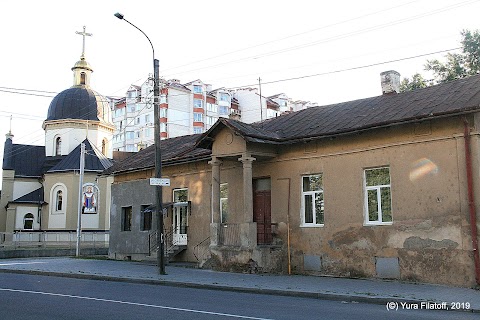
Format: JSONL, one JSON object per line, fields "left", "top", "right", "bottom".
{"left": 463, "top": 116, "right": 480, "bottom": 285}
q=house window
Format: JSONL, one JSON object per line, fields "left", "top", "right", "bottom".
{"left": 193, "top": 113, "right": 203, "bottom": 122}
{"left": 135, "top": 117, "right": 141, "bottom": 125}
{"left": 145, "top": 114, "right": 150, "bottom": 123}
{"left": 194, "top": 99, "right": 203, "bottom": 108}
{"left": 173, "top": 188, "right": 188, "bottom": 203}
{"left": 160, "top": 123, "right": 167, "bottom": 132}
{"left": 193, "top": 85, "right": 202, "bottom": 93}
{"left": 301, "top": 174, "right": 324, "bottom": 226}
{"left": 55, "top": 137, "right": 61, "bottom": 156}
{"left": 119, "top": 121, "right": 123, "bottom": 131}
{"left": 220, "top": 183, "right": 228, "bottom": 223}
{"left": 193, "top": 127, "right": 203, "bottom": 134}
{"left": 364, "top": 167, "right": 392, "bottom": 225}
{"left": 141, "top": 205, "right": 152, "bottom": 231}
{"left": 23, "top": 213, "right": 34, "bottom": 230}
{"left": 126, "top": 131, "right": 134, "bottom": 140}
{"left": 56, "top": 190, "right": 63, "bottom": 211}
{"left": 122, "top": 206, "right": 132, "bottom": 231}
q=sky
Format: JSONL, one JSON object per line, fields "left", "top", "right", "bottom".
{"left": 0, "top": 0, "right": 479, "bottom": 183}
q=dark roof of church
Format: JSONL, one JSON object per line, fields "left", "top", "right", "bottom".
{"left": 46, "top": 86, "right": 109, "bottom": 122}
{"left": 48, "top": 139, "right": 113, "bottom": 173}
{"left": 198, "top": 74, "right": 480, "bottom": 147}
{"left": 2, "top": 138, "right": 112, "bottom": 177}
{"left": 103, "top": 134, "right": 211, "bottom": 175}
{"left": 2, "top": 143, "right": 45, "bottom": 177}
{"left": 11, "top": 187, "right": 45, "bottom": 204}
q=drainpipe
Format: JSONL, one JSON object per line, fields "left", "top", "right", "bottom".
{"left": 462, "top": 117, "right": 480, "bottom": 285}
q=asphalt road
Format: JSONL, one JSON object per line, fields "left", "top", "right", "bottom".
{"left": 0, "top": 273, "right": 476, "bottom": 320}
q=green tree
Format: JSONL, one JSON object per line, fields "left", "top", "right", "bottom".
{"left": 399, "top": 73, "right": 430, "bottom": 92}
{"left": 400, "top": 29, "right": 480, "bottom": 92}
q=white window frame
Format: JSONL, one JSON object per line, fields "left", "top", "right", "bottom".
{"left": 50, "top": 183, "right": 67, "bottom": 215}
{"left": 363, "top": 167, "right": 393, "bottom": 226}
{"left": 301, "top": 174, "right": 324, "bottom": 227}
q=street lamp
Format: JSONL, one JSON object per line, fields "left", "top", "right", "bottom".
{"left": 114, "top": 12, "right": 165, "bottom": 275}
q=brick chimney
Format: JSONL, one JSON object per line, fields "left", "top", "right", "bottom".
{"left": 380, "top": 70, "right": 400, "bottom": 94}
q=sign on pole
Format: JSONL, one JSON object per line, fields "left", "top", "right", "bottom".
{"left": 149, "top": 178, "right": 170, "bottom": 186}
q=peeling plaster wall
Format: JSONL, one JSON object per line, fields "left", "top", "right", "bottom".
{"left": 248, "top": 117, "right": 478, "bottom": 287}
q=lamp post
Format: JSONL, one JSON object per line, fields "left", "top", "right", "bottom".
{"left": 114, "top": 13, "right": 165, "bottom": 275}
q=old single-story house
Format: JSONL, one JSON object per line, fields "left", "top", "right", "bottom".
{"left": 106, "top": 71, "right": 480, "bottom": 287}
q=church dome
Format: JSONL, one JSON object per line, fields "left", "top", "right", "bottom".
{"left": 72, "top": 58, "right": 93, "bottom": 72}
{"left": 46, "top": 87, "right": 111, "bottom": 123}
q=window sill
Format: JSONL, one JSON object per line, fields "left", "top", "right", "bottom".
{"left": 300, "top": 224, "right": 324, "bottom": 228}
{"left": 364, "top": 222, "right": 393, "bottom": 226}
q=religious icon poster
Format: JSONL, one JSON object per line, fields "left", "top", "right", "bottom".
{"left": 82, "top": 183, "right": 99, "bottom": 214}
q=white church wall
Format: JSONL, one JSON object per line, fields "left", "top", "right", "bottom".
{"left": 48, "top": 183, "right": 67, "bottom": 229}
{"left": 45, "top": 125, "right": 113, "bottom": 158}
{"left": 12, "top": 180, "right": 42, "bottom": 200}
{"left": 81, "top": 213, "right": 99, "bottom": 229}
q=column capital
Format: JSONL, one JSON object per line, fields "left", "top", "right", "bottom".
{"left": 238, "top": 155, "right": 256, "bottom": 164}
{"left": 208, "top": 157, "right": 223, "bottom": 166}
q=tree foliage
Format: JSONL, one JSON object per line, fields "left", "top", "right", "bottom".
{"left": 400, "top": 29, "right": 480, "bottom": 92}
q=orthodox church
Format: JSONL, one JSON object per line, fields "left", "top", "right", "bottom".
{"left": 0, "top": 29, "right": 114, "bottom": 237}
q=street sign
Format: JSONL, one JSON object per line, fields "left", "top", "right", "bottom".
{"left": 149, "top": 178, "right": 170, "bottom": 186}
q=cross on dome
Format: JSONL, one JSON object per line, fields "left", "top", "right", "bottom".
{"left": 75, "top": 26, "right": 93, "bottom": 59}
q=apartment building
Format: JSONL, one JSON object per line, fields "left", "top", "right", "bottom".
{"left": 111, "top": 78, "right": 315, "bottom": 151}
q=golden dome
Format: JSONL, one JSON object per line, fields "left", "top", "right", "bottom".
{"left": 71, "top": 56, "right": 93, "bottom": 72}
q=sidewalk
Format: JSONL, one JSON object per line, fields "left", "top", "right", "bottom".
{"left": 0, "top": 257, "right": 478, "bottom": 312}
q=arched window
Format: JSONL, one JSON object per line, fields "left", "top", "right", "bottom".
{"left": 55, "top": 137, "right": 62, "bottom": 156}
{"left": 24, "top": 213, "right": 34, "bottom": 230}
{"left": 56, "top": 190, "right": 63, "bottom": 211}
{"left": 80, "top": 72, "right": 86, "bottom": 85}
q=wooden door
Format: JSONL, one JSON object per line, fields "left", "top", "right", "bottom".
{"left": 253, "top": 190, "right": 272, "bottom": 245}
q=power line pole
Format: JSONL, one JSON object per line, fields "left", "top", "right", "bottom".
{"left": 258, "top": 77, "right": 263, "bottom": 122}
{"left": 154, "top": 59, "right": 165, "bottom": 274}
{"left": 76, "top": 142, "right": 85, "bottom": 257}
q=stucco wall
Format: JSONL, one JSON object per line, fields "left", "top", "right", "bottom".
{"left": 109, "top": 162, "right": 212, "bottom": 262}
{"left": 110, "top": 115, "right": 480, "bottom": 287}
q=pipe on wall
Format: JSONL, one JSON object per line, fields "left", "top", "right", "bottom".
{"left": 462, "top": 117, "right": 480, "bottom": 285}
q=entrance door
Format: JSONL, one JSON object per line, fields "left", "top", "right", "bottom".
{"left": 173, "top": 204, "right": 188, "bottom": 246}
{"left": 253, "top": 178, "right": 272, "bottom": 245}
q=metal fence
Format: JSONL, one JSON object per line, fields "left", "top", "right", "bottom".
{"left": 0, "top": 231, "right": 109, "bottom": 249}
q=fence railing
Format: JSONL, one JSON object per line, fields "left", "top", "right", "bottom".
{"left": 0, "top": 231, "right": 109, "bottom": 249}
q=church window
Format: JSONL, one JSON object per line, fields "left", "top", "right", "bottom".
{"left": 101, "top": 139, "right": 107, "bottom": 155}
{"left": 80, "top": 72, "right": 86, "bottom": 85}
{"left": 23, "top": 213, "right": 34, "bottom": 230}
{"left": 56, "top": 190, "right": 63, "bottom": 211}
{"left": 55, "top": 137, "right": 62, "bottom": 156}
